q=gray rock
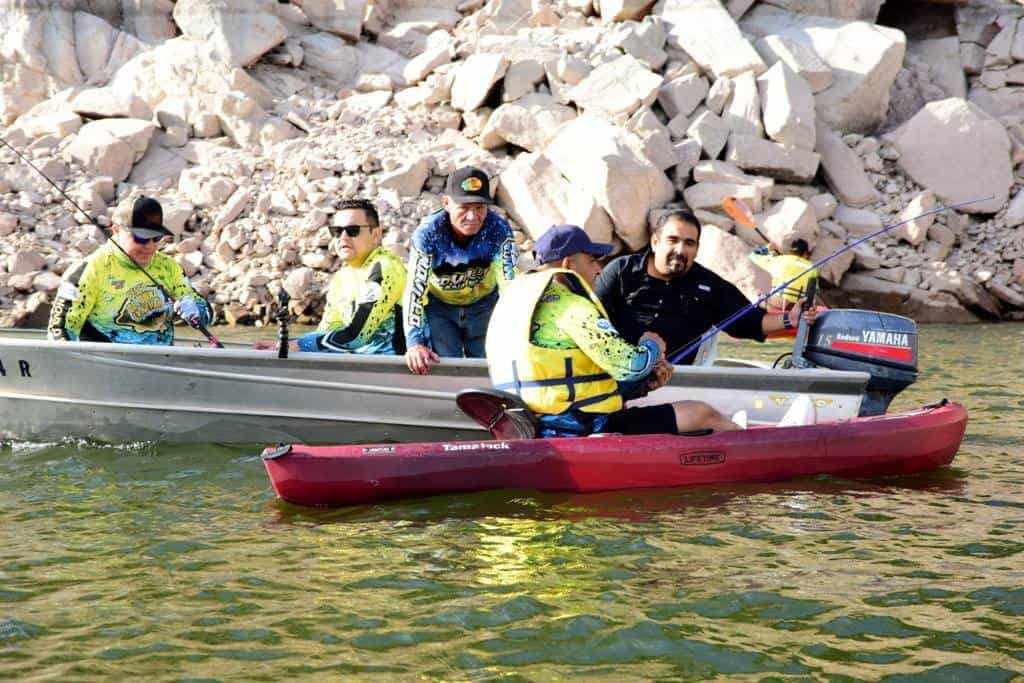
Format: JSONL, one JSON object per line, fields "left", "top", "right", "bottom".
{"left": 886, "top": 98, "right": 1012, "bottom": 214}
{"left": 814, "top": 120, "right": 878, "bottom": 208}
{"left": 725, "top": 134, "right": 820, "bottom": 183}
{"left": 658, "top": 0, "right": 767, "bottom": 79}
{"left": 570, "top": 54, "right": 663, "bottom": 119}
{"left": 173, "top": 0, "right": 286, "bottom": 67}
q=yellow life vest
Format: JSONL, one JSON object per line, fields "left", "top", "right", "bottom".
{"left": 485, "top": 269, "right": 622, "bottom": 415}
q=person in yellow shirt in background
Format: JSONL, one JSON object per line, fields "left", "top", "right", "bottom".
{"left": 749, "top": 238, "right": 817, "bottom": 311}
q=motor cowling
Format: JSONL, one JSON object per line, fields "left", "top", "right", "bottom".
{"left": 799, "top": 310, "right": 918, "bottom": 416}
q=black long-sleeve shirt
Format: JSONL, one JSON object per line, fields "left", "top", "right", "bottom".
{"left": 593, "top": 250, "right": 766, "bottom": 365}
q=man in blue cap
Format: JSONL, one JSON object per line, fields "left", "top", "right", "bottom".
{"left": 485, "top": 224, "right": 741, "bottom": 438}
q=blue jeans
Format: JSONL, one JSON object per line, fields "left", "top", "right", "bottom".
{"left": 425, "top": 290, "right": 497, "bottom": 358}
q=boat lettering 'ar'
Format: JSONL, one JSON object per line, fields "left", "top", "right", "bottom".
{"left": 0, "top": 359, "right": 32, "bottom": 378}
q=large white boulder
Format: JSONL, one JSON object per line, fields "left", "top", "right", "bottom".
{"left": 377, "top": 156, "right": 431, "bottom": 197}
{"left": 626, "top": 107, "right": 677, "bottom": 172}
{"left": 658, "top": 74, "right": 708, "bottom": 119}
{"left": 687, "top": 110, "right": 730, "bottom": 159}
{"left": 754, "top": 34, "right": 832, "bottom": 93}
{"left": 300, "top": 33, "right": 362, "bottom": 83}
{"left": 64, "top": 119, "right": 156, "bottom": 183}
{"left": 569, "top": 54, "right": 663, "bottom": 120}
{"left": 761, "top": 196, "right": 818, "bottom": 250}
{"left": 480, "top": 93, "right": 576, "bottom": 152}
{"left": 742, "top": 6, "right": 906, "bottom": 133}
{"left": 657, "top": 0, "right": 767, "bottom": 79}
{"left": 110, "top": 38, "right": 275, "bottom": 123}
{"left": 544, "top": 114, "right": 674, "bottom": 250}
{"left": 173, "top": 0, "right": 286, "bottom": 67}
{"left": 757, "top": 61, "right": 816, "bottom": 150}
{"left": 725, "top": 134, "right": 820, "bottom": 183}
{"left": 302, "top": 0, "right": 367, "bottom": 40}
{"left": 497, "top": 152, "right": 615, "bottom": 242}
{"left": 722, "top": 70, "right": 764, "bottom": 139}
{"left": 70, "top": 87, "right": 152, "bottom": 121}
{"left": 451, "top": 53, "right": 509, "bottom": 112}
{"left": 814, "top": 120, "right": 878, "bottom": 208}
{"left": 402, "top": 32, "right": 452, "bottom": 85}
{"left": 695, "top": 224, "right": 771, "bottom": 301}
{"left": 885, "top": 98, "right": 1012, "bottom": 214}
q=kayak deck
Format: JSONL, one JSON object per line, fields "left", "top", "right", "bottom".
{"left": 263, "top": 401, "right": 967, "bottom": 507}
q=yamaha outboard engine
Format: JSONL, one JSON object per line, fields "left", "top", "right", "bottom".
{"left": 792, "top": 310, "right": 918, "bottom": 416}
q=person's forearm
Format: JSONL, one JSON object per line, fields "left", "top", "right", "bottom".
{"left": 761, "top": 312, "right": 788, "bottom": 335}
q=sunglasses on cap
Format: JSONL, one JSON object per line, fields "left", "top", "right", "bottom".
{"left": 329, "top": 224, "right": 374, "bottom": 238}
{"left": 131, "top": 233, "right": 167, "bottom": 245}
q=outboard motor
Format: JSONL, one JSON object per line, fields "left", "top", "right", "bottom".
{"left": 792, "top": 309, "right": 918, "bottom": 416}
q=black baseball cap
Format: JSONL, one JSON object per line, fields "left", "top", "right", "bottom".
{"left": 129, "top": 196, "right": 172, "bottom": 239}
{"left": 445, "top": 166, "right": 493, "bottom": 205}
{"left": 533, "top": 225, "right": 613, "bottom": 264}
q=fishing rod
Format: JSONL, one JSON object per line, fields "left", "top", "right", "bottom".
{"left": 0, "top": 135, "right": 222, "bottom": 348}
{"left": 667, "top": 194, "right": 993, "bottom": 365}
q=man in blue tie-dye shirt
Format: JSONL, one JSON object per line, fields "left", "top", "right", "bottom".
{"left": 403, "top": 167, "right": 519, "bottom": 374}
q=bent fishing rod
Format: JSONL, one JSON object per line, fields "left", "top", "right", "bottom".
{"left": 666, "top": 194, "right": 994, "bottom": 365}
{"left": 0, "top": 135, "right": 222, "bottom": 348}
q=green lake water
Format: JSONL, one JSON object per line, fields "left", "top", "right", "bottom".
{"left": 1, "top": 324, "right": 1022, "bottom": 681}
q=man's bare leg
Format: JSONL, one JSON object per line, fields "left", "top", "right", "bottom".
{"left": 671, "top": 400, "right": 742, "bottom": 433}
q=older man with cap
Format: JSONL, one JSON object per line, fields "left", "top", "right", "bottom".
{"left": 403, "top": 166, "right": 519, "bottom": 374}
{"left": 485, "top": 224, "right": 741, "bottom": 438}
{"left": 48, "top": 195, "right": 211, "bottom": 345}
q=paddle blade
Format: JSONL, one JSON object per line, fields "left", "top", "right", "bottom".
{"left": 722, "top": 196, "right": 756, "bottom": 228}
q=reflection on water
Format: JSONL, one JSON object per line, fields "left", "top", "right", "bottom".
{"left": 1, "top": 324, "right": 1022, "bottom": 680}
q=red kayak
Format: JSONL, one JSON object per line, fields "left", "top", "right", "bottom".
{"left": 262, "top": 401, "right": 967, "bottom": 507}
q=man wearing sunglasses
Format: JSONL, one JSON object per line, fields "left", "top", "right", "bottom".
{"left": 403, "top": 167, "right": 519, "bottom": 375}
{"left": 48, "top": 196, "right": 211, "bottom": 345}
{"left": 255, "top": 199, "right": 407, "bottom": 355}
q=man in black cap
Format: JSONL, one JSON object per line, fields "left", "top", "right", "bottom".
{"left": 48, "top": 196, "right": 212, "bottom": 345}
{"left": 402, "top": 166, "right": 519, "bottom": 374}
{"left": 485, "top": 224, "right": 741, "bottom": 438}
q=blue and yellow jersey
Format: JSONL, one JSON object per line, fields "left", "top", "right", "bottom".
{"left": 48, "top": 241, "right": 211, "bottom": 345}
{"left": 749, "top": 251, "right": 817, "bottom": 305}
{"left": 296, "top": 247, "right": 407, "bottom": 355}
{"left": 403, "top": 209, "right": 518, "bottom": 348}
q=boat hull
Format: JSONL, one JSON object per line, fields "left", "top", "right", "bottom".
{"left": 0, "top": 333, "right": 869, "bottom": 444}
{"left": 263, "top": 402, "right": 968, "bottom": 507}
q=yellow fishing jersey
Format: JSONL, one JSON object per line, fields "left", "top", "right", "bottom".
{"left": 48, "top": 241, "right": 211, "bottom": 345}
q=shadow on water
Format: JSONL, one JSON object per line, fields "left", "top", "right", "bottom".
{"left": 265, "top": 468, "right": 970, "bottom": 527}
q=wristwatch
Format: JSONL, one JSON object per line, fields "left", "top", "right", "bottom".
{"left": 782, "top": 312, "right": 794, "bottom": 330}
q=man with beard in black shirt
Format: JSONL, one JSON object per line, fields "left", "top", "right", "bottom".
{"left": 593, "top": 209, "right": 817, "bottom": 365}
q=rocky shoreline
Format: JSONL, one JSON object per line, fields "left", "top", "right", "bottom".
{"left": 1, "top": 0, "right": 1023, "bottom": 330}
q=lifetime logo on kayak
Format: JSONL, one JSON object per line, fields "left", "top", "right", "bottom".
{"left": 441, "top": 442, "right": 512, "bottom": 452}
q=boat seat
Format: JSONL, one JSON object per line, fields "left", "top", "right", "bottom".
{"left": 456, "top": 388, "right": 539, "bottom": 440}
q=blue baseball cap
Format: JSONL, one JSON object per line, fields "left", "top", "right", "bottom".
{"left": 533, "top": 225, "right": 613, "bottom": 265}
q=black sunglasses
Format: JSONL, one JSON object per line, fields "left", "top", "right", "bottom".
{"left": 329, "top": 224, "right": 374, "bottom": 238}
{"left": 131, "top": 233, "right": 167, "bottom": 245}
